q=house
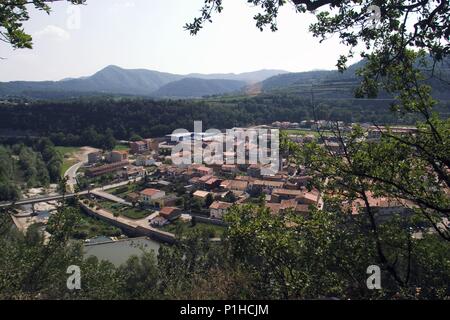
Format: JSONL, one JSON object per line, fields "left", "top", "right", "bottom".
{"left": 205, "top": 177, "right": 221, "bottom": 190}
{"left": 130, "top": 141, "right": 148, "bottom": 154}
{"left": 299, "top": 190, "right": 321, "bottom": 206}
{"left": 122, "top": 165, "right": 145, "bottom": 179}
{"left": 130, "top": 138, "right": 159, "bottom": 154}
{"left": 87, "top": 151, "right": 102, "bottom": 164}
{"left": 280, "top": 199, "right": 299, "bottom": 211}
{"left": 197, "top": 174, "right": 215, "bottom": 188}
{"left": 196, "top": 166, "right": 214, "bottom": 176}
{"left": 265, "top": 201, "right": 310, "bottom": 215}
{"left": 265, "top": 202, "right": 281, "bottom": 215}
{"left": 220, "top": 180, "right": 248, "bottom": 192}
{"left": 325, "top": 141, "right": 342, "bottom": 153}
{"left": 135, "top": 155, "right": 156, "bottom": 166}
{"left": 150, "top": 216, "right": 168, "bottom": 227}
{"left": 235, "top": 175, "right": 255, "bottom": 183}
{"left": 193, "top": 190, "right": 211, "bottom": 200}
{"left": 262, "top": 173, "right": 288, "bottom": 182}
{"left": 290, "top": 175, "right": 312, "bottom": 187}
{"left": 271, "top": 188, "right": 303, "bottom": 202}
{"left": 109, "top": 150, "right": 128, "bottom": 163}
{"left": 252, "top": 180, "right": 285, "bottom": 193}
{"left": 346, "top": 192, "right": 414, "bottom": 221}
{"left": 139, "top": 188, "right": 165, "bottom": 206}
{"left": 209, "top": 201, "right": 233, "bottom": 219}
{"left": 295, "top": 204, "right": 310, "bottom": 215}
{"left": 221, "top": 164, "right": 238, "bottom": 174}
{"left": 159, "top": 207, "right": 181, "bottom": 221}
{"left": 86, "top": 160, "right": 129, "bottom": 177}
{"left": 189, "top": 176, "right": 200, "bottom": 185}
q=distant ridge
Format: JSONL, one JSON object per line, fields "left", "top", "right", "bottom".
{"left": 1, "top": 57, "right": 447, "bottom": 100}
{"left": 0, "top": 66, "right": 287, "bottom": 99}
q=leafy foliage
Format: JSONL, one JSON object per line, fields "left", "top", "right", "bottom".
{"left": 0, "top": 138, "right": 62, "bottom": 200}
{"left": 0, "top": 0, "right": 85, "bottom": 49}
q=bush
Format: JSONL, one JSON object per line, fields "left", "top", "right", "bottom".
{"left": 72, "top": 230, "right": 88, "bottom": 240}
{"left": 114, "top": 186, "right": 129, "bottom": 195}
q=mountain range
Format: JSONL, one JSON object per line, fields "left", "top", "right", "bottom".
{"left": 0, "top": 66, "right": 286, "bottom": 99}
{"left": 1, "top": 58, "right": 449, "bottom": 100}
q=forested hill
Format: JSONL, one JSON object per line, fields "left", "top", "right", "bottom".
{"left": 2, "top": 59, "right": 448, "bottom": 100}
{"left": 260, "top": 58, "right": 450, "bottom": 100}
{"left": 1, "top": 95, "right": 448, "bottom": 149}
{"left": 153, "top": 78, "right": 246, "bottom": 98}
{"left": 0, "top": 66, "right": 285, "bottom": 99}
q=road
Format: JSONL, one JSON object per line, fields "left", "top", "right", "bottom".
{"left": 65, "top": 162, "right": 84, "bottom": 192}
{"left": 64, "top": 147, "right": 100, "bottom": 193}
{"left": 0, "top": 179, "right": 139, "bottom": 209}
{"left": 90, "top": 189, "right": 132, "bottom": 206}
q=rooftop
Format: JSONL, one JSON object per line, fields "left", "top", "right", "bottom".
{"left": 140, "top": 188, "right": 162, "bottom": 197}
{"left": 209, "top": 201, "right": 233, "bottom": 210}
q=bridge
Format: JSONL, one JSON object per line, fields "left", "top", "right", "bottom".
{"left": 0, "top": 191, "right": 89, "bottom": 209}
{"left": 0, "top": 179, "right": 138, "bottom": 209}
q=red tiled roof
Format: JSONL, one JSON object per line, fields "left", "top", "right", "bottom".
{"left": 159, "top": 207, "right": 179, "bottom": 216}
{"left": 280, "top": 199, "right": 298, "bottom": 210}
{"left": 272, "top": 188, "right": 303, "bottom": 196}
{"left": 209, "top": 201, "right": 232, "bottom": 210}
{"left": 199, "top": 175, "right": 214, "bottom": 183}
{"left": 265, "top": 203, "right": 281, "bottom": 214}
{"left": 140, "top": 188, "right": 162, "bottom": 196}
{"left": 295, "top": 204, "right": 310, "bottom": 214}
{"left": 206, "top": 177, "right": 219, "bottom": 185}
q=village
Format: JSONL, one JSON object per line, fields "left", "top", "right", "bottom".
{"left": 68, "top": 123, "right": 416, "bottom": 243}
{"left": 5, "top": 121, "right": 419, "bottom": 266}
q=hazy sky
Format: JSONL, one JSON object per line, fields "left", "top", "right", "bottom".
{"left": 0, "top": 0, "right": 359, "bottom": 81}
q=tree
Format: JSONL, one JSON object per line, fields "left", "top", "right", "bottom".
{"left": 223, "top": 191, "right": 237, "bottom": 204}
{"left": 188, "top": 0, "right": 450, "bottom": 298}
{"left": 0, "top": 0, "right": 85, "bottom": 50}
{"left": 191, "top": 215, "right": 197, "bottom": 227}
{"left": 223, "top": 203, "right": 450, "bottom": 299}
{"left": 205, "top": 193, "right": 214, "bottom": 207}
{"left": 129, "top": 134, "right": 143, "bottom": 142}
{"left": 117, "top": 252, "right": 159, "bottom": 299}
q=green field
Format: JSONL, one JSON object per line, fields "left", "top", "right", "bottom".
{"left": 55, "top": 146, "right": 81, "bottom": 177}
{"left": 160, "top": 219, "right": 226, "bottom": 238}
{"left": 113, "top": 144, "right": 130, "bottom": 151}
{"left": 71, "top": 206, "right": 122, "bottom": 240}
{"left": 107, "top": 184, "right": 142, "bottom": 198}
{"left": 99, "top": 200, "right": 152, "bottom": 220}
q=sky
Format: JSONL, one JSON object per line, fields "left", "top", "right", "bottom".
{"left": 0, "top": 0, "right": 360, "bottom": 81}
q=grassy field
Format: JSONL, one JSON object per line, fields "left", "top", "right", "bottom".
{"left": 99, "top": 200, "right": 152, "bottom": 220}
{"left": 71, "top": 206, "right": 122, "bottom": 239}
{"left": 107, "top": 184, "right": 142, "bottom": 198}
{"left": 161, "top": 219, "right": 226, "bottom": 238}
{"left": 55, "top": 146, "right": 81, "bottom": 177}
{"left": 113, "top": 144, "right": 130, "bottom": 151}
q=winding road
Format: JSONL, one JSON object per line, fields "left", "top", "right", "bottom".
{"left": 64, "top": 147, "right": 99, "bottom": 192}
